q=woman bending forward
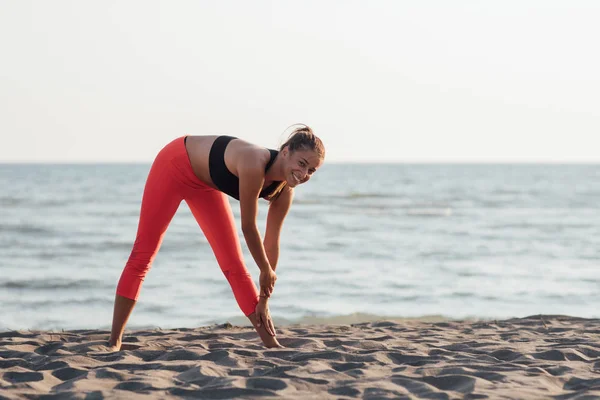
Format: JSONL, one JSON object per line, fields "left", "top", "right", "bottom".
{"left": 108, "top": 125, "right": 325, "bottom": 350}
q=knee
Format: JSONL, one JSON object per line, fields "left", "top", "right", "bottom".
{"left": 125, "top": 249, "right": 157, "bottom": 276}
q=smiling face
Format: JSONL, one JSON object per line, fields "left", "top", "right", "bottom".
{"left": 282, "top": 146, "right": 324, "bottom": 187}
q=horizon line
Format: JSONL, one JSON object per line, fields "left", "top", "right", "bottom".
{"left": 2, "top": 160, "right": 600, "bottom": 165}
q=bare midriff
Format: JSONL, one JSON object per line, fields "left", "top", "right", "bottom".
{"left": 184, "top": 135, "right": 277, "bottom": 191}
{"left": 184, "top": 135, "right": 220, "bottom": 190}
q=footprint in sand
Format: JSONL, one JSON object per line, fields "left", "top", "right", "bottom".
{"left": 114, "top": 380, "right": 151, "bottom": 391}
{"left": 35, "top": 342, "right": 65, "bottom": 355}
{"left": 51, "top": 367, "right": 88, "bottom": 381}
{"left": 277, "top": 337, "right": 322, "bottom": 348}
{"left": 422, "top": 374, "right": 477, "bottom": 393}
{"left": 3, "top": 371, "right": 44, "bottom": 383}
{"left": 246, "top": 377, "right": 288, "bottom": 391}
{"left": 168, "top": 387, "right": 278, "bottom": 398}
{"left": 392, "top": 376, "right": 451, "bottom": 399}
{"left": 328, "top": 386, "right": 361, "bottom": 397}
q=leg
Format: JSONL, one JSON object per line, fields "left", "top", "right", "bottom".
{"left": 185, "top": 191, "right": 281, "bottom": 348}
{"left": 109, "top": 157, "right": 183, "bottom": 349}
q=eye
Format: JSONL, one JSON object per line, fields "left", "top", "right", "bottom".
{"left": 299, "top": 161, "right": 306, "bottom": 167}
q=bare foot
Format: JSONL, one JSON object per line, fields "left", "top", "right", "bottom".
{"left": 247, "top": 312, "right": 284, "bottom": 348}
{"left": 262, "top": 336, "right": 284, "bottom": 349}
{"left": 107, "top": 339, "right": 121, "bottom": 352}
{"left": 258, "top": 325, "right": 283, "bottom": 348}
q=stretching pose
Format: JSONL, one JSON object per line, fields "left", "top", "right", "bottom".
{"left": 108, "top": 125, "right": 325, "bottom": 350}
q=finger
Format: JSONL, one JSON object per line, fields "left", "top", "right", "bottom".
{"left": 264, "top": 314, "right": 275, "bottom": 336}
{"left": 268, "top": 316, "right": 276, "bottom": 336}
{"left": 261, "top": 314, "right": 271, "bottom": 335}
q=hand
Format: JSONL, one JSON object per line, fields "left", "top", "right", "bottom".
{"left": 259, "top": 267, "right": 277, "bottom": 298}
{"left": 255, "top": 298, "right": 276, "bottom": 336}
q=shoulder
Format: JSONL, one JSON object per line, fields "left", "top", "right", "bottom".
{"left": 232, "top": 140, "right": 271, "bottom": 170}
{"left": 232, "top": 138, "right": 271, "bottom": 165}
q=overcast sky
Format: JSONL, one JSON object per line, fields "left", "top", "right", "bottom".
{"left": 1, "top": 1, "right": 599, "bottom": 163}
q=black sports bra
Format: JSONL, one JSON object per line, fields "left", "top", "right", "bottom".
{"left": 209, "top": 136, "right": 281, "bottom": 200}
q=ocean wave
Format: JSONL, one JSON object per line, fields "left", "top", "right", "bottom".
{"left": 63, "top": 239, "right": 134, "bottom": 252}
{"left": 211, "top": 312, "right": 452, "bottom": 327}
{"left": 406, "top": 208, "right": 453, "bottom": 217}
{"left": 0, "top": 223, "right": 54, "bottom": 236}
{"left": 0, "top": 196, "right": 68, "bottom": 208}
{"left": 137, "top": 303, "right": 172, "bottom": 314}
{"left": 85, "top": 210, "right": 141, "bottom": 218}
{"left": 294, "top": 192, "right": 400, "bottom": 204}
{"left": 32, "top": 250, "right": 86, "bottom": 259}
{"left": 344, "top": 192, "right": 400, "bottom": 200}
{"left": 34, "top": 199, "right": 70, "bottom": 207}
{"left": 2, "top": 297, "right": 114, "bottom": 309}
{"left": 389, "top": 283, "right": 417, "bottom": 290}
{"left": 0, "top": 196, "right": 26, "bottom": 207}
{"left": 0, "top": 279, "right": 109, "bottom": 290}
{"left": 292, "top": 198, "right": 328, "bottom": 205}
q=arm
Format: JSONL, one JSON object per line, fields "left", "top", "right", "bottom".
{"left": 264, "top": 186, "right": 294, "bottom": 271}
{"left": 238, "top": 157, "right": 272, "bottom": 274}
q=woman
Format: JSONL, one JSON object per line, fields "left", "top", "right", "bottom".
{"left": 108, "top": 125, "right": 325, "bottom": 350}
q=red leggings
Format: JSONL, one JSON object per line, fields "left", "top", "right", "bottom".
{"left": 116, "top": 136, "right": 259, "bottom": 316}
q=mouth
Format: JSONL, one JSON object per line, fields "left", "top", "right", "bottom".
{"left": 291, "top": 172, "right": 302, "bottom": 185}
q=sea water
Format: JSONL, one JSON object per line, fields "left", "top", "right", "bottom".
{"left": 1, "top": 163, "right": 599, "bottom": 330}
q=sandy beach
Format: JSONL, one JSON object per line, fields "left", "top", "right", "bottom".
{"left": 1, "top": 315, "right": 599, "bottom": 399}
